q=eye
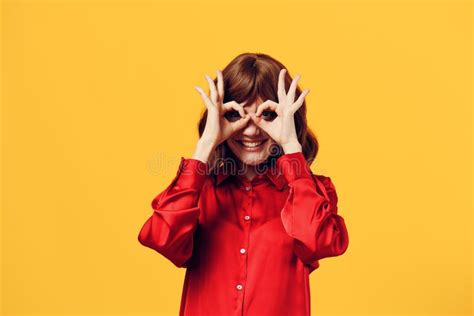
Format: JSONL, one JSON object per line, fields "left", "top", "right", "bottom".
{"left": 224, "top": 110, "right": 242, "bottom": 122}
{"left": 261, "top": 110, "right": 277, "bottom": 121}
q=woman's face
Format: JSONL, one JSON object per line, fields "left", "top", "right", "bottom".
{"left": 225, "top": 99, "right": 278, "bottom": 167}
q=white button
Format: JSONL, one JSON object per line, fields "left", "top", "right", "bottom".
{"left": 245, "top": 186, "right": 251, "bottom": 191}
{"left": 240, "top": 248, "right": 246, "bottom": 254}
{"left": 244, "top": 215, "right": 251, "bottom": 221}
{"left": 236, "top": 284, "right": 243, "bottom": 290}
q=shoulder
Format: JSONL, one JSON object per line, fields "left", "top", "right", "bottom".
{"left": 311, "top": 173, "right": 338, "bottom": 205}
{"left": 312, "top": 174, "right": 335, "bottom": 190}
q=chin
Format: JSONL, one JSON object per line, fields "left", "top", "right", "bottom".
{"left": 227, "top": 138, "right": 275, "bottom": 166}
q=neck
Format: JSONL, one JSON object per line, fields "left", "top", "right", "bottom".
{"left": 237, "top": 158, "right": 272, "bottom": 182}
{"left": 236, "top": 161, "right": 257, "bottom": 182}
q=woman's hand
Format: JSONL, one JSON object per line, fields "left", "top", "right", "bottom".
{"left": 248, "top": 69, "right": 310, "bottom": 154}
{"left": 192, "top": 70, "right": 251, "bottom": 163}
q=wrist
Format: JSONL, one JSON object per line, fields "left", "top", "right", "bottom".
{"left": 193, "top": 139, "right": 215, "bottom": 163}
{"left": 281, "top": 141, "right": 302, "bottom": 154}
{"left": 197, "top": 138, "right": 217, "bottom": 150}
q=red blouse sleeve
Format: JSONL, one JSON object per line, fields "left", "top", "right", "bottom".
{"left": 138, "top": 157, "right": 209, "bottom": 268}
{"left": 276, "top": 152, "right": 349, "bottom": 270}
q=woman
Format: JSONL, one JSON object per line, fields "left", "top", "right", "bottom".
{"left": 138, "top": 52, "right": 349, "bottom": 316}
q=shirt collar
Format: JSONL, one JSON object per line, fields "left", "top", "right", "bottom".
{"left": 214, "top": 162, "right": 286, "bottom": 191}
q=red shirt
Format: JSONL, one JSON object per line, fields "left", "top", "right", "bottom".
{"left": 138, "top": 151, "right": 349, "bottom": 316}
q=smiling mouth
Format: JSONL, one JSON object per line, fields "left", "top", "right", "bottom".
{"left": 236, "top": 139, "right": 268, "bottom": 149}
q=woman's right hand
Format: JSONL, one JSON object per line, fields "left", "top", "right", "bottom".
{"left": 194, "top": 70, "right": 251, "bottom": 153}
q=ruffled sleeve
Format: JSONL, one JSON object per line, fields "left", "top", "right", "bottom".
{"left": 138, "top": 157, "right": 209, "bottom": 268}
{"left": 276, "top": 152, "right": 349, "bottom": 272}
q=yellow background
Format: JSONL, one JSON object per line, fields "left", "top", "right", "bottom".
{"left": 2, "top": 0, "right": 472, "bottom": 315}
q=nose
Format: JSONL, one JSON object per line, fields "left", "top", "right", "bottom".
{"left": 241, "top": 118, "right": 261, "bottom": 137}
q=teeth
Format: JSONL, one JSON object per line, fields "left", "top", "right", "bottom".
{"left": 240, "top": 141, "right": 264, "bottom": 148}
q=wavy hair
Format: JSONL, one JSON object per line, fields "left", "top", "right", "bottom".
{"left": 197, "top": 52, "right": 319, "bottom": 174}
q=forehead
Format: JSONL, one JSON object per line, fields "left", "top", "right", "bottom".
{"left": 242, "top": 97, "right": 264, "bottom": 107}
{"left": 242, "top": 102, "right": 259, "bottom": 113}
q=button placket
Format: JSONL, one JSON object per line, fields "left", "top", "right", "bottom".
{"left": 237, "top": 182, "right": 253, "bottom": 309}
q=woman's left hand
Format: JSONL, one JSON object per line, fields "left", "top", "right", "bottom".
{"left": 248, "top": 68, "right": 310, "bottom": 154}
